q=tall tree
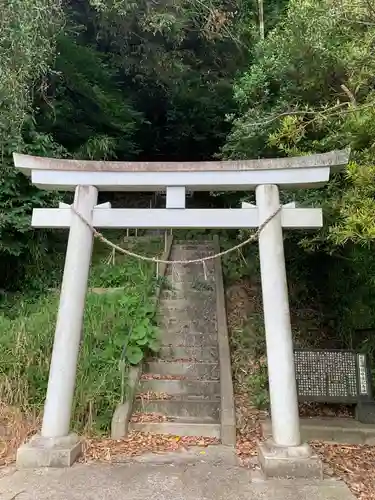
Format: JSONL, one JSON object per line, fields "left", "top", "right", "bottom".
{"left": 223, "top": 0, "right": 375, "bottom": 348}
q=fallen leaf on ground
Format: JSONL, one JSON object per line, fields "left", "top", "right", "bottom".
{"left": 130, "top": 412, "right": 168, "bottom": 423}
{"left": 135, "top": 392, "right": 172, "bottom": 401}
{"left": 141, "top": 374, "right": 187, "bottom": 381}
{"left": 312, "top": 441, "right": 375, "bottom": 500}
{"left": 82, "top": 432, "right": 220, "bottom": 462}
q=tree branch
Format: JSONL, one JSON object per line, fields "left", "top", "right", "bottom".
{"left": 245, "top": 101, "right": 375, "bottom": 129}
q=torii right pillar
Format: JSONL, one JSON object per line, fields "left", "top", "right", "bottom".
{"left": 256, "top": 184, "right": 322, "bottom": 478}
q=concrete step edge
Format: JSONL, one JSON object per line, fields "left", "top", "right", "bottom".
{"left": 140, "top": 379, "right": 221, "bottom": 397}
{"left": 129, "top": 421, "right": 221, "bottom": 438}
{"left": 146, "top": 360, "right": 219, "bottom": 367}
{"left": 134, "top": 399, "right": 220, "bottom": 418}
{"left": 261, "top": 417, "right": 375, "bottom": 445}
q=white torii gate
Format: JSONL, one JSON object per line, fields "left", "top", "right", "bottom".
{"left": 13, "top": 150, "right": 349, "bottom": 474}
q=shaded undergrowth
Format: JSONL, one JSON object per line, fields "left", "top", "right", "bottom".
{"left": 0, "top": 236, "right": 163, "bottom": 436}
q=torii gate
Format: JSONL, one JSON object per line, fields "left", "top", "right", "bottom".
{"left": 14, "top": 150, "right": 349, "bottom": 475}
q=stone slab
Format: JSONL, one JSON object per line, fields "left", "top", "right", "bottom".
{"left": 134, "top": 398, "right": 220, "bottom": 419}
{"left": 160, "top": 289, "right": 214, "bottom": 300}
{"left": 165, "top": 270, "right": 215, "bottom": 283}
{"left": 258, "top": 440, "right": 323, "bottom": 479}
{"left": 158, "top": 345, "right": 219, "bottom": 361}
{"left": 159, "top": 317, "right": 217, "bottom": 334}
{"left": 129, "top": 421, "right": 221, "bottom": 438}
{"left": 160, "top": 331, "right": 218, "bottom": 346}
{"left": 0, "top": 461, "right": 355, "bottom": 500}
{"left": 261, "top": 417, "right": 375, "bottom": 445}
{"left": 16, "top": 433, "right": 82, "bottom": 468}
{"left": 140, "top": 378, "right": 220, "bottom": 396}
{"left": 159, "top": 297, "right": 216, "bottom": 312}
{"left": 144, "top": 360, "right": 219, "bottom": 379}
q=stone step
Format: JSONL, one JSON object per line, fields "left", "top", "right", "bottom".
{"left": 129, "top": 419, "right": 220, "bottom": 438}
{"left": 160, "top": 289, "right": 214, "bottom": 301}
{"left": 140, "top": 378, "right": 220, "bottom": 397}
{"left": 158, "top": 345, "right": 218, "bottom": 361}
{"left": 171, "top": 244, "right": 215, "bottom": 253}
{"left": 134, "top": 398, "right": 220, "bottom": 419}
{"left": 173, "top": 242, "right": 215, "bottom": 247}
{"left": 158, "top": 310, "right": 216, "bottom": 325}
{"left": 165, "top": 277, "right": 215, "bottom": 289}
{"left": 144, "top": 360, "right": 219, "bottom": 379}
{"left": 168, "top": 254, "right": 215, "bottom": 266}
{"left": 170, "top": 246, "right": 214, "bottom": 254}
{"left": 158, "top": 310, "right": 217, "bottom": 326}
{"left": 160, "top": 331, "right": 218, "bottom": 347}
{"left": 159, "top": 297, "right": 216, "bottom": 312}
{"left": 159, "top": 317, "right": 217, "bottom": 334}
{"left": 166, "top": 260, "right": 215, "bottom": 272}
{"left": 261, "top": 417, "right": 375, "bottom": 445}
{"left": 165, "top": 271, "right": 215, "bottom": 284}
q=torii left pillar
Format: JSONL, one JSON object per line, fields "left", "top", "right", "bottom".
{"left": 17, "top": 185, "right": 98, "bottom": 468}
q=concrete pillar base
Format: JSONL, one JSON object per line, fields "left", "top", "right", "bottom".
{"left": 257, "top": 439, "right": 323, "bottom": 479}
{"left": 16, "top": 433, "right": 82, "bottom": 468}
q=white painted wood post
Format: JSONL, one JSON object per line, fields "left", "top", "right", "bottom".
{"left": 41, "top": 185, "right": 98, "bottom": 438}
{"left": 256, "top": 184, "right": 301, "bottom": 447}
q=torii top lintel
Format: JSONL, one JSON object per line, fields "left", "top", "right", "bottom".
{"left": 13, "top": 149, "right": 350, "bottom": 192}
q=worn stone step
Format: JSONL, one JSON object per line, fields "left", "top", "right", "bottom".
{"left": 160, "top": 331, "right": 218, "bottom": 347}
{"left": 261, "top": 417, "right": 375, "bottom": 445}
{"left": 163, "top": 277, "right": 215, "bottom": 292}
{"left": 160, "top": 289, "right": 214, "bottom": 300}
{"left": 159, "top": 297, "right": 216, "bottom": 312}
{"left": 173, "top": 241, "right": 214, "bottom": 246}
{"left": 159, "top": 317, "right": 217, "bottom": 334}
{"left": 129, "top": 419, "right": 220, "bottom": 438}
{"left": 168, "top": 258, "right": 214, "bottom": 268}
{"left": 158, "top": 345, "right": 218, "bottom": 361}
{"left": 171, "top": 243, "right": 215, "bottom": 252}
{"left": 170, "top": 246, "right": 214, "bottom": 254}
{"left": 166, "top": 259, "right": 215, "bottom": 273}
{"left": 144, "top": 360, "right": 219, "bottom": 379}
{"left": 158, "top": 308, "right": 217, "bottom": 324}
{"left": 134, "top": 398, "right": 220, "bottom": 419}
{"left": 140, "top": 378, "right": 220, "bottom": 397}
{"left": 169, "top": 253, "right": 215, "bottom": 264}
{"left": 165, "top": 272, "right": 215, "bottom": 284}
{"left": 156, "top": 309, "right": 217, "bottom": 331}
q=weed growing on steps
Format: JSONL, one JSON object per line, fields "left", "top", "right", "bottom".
{"left": 0, "top": 237, "right": 162, "bottom": 435}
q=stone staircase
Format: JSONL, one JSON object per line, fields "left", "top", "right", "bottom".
{"left": 130, "top": 241, "right": 234, "bottom": 440}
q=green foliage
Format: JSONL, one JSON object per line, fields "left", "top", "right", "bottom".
{"left": 37, "top": 32, "right": 142, "bottom": 159}
{"left": 223, "top": 0, "right": 375, "bottom": 248}
{"left": 221, "top": 0, "right": 375, "bottom": 372}
{"left": 0, "top": 0, "right": 263, "bottom": 288}
{"left": 0, "top": 238, "right": 162, "bottom": 434}
{"left": 84, "top": 0, "right": 257, "bottom": 161}
{"left": 0, "top": 131, "right": 67, "bottom": 288}
{"left": 0, "top": 0, "right": 64, "bottom": 284}
{"left": 0, "top": 0, "right": 62, "bottom": 142}
{"left": 329, "top": 163, "right": 375, "bottom": 246}
{"left": 247, "top": 362, "right": 269, "bottom": 409}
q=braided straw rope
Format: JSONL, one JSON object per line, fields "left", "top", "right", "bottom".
{"left": 70, "top": 205, "right": 282, "bottom": 265}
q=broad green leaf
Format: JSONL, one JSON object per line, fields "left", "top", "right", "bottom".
{"left": 126, "top": 345, "right": 144, "bottom": 365}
